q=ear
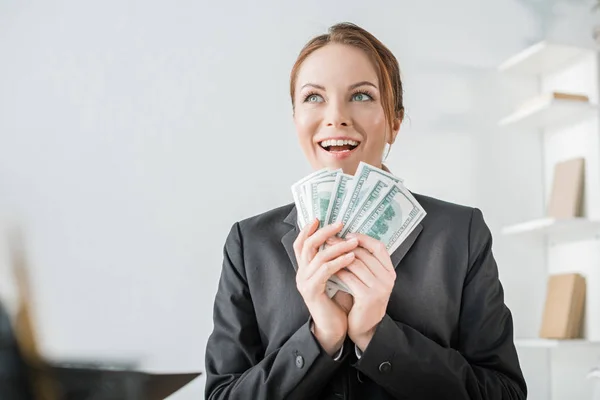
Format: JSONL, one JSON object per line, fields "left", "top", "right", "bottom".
{"left": 388, "top": 117, "right": 401, "bottom": 145}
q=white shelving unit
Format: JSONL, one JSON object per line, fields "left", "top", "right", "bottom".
{"left": 498, "top": 98, "right": 599, "bottom": 131}
{"left": 498, "top": 41, "right": 593, "bottom": 76}
{"left": 497, "top": 41, "right": 600, "bottom": 400}
{"left": 501, "top": 217, "right": 600, "bottom": 242}
{"left": 516, "top": 338, "right": 600, "bottom": 348}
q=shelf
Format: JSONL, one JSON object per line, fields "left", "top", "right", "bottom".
{"left": 515, "top": 338, "right": 600, "bottom": 348}
{"left": 498, "top": 41, "right": 595, "bottom": 75}
{"left": 501, "top": 217, "right": 600, "bottom": 240}
{"left": 498, "top": 98, "right": 599, "bottom": 130}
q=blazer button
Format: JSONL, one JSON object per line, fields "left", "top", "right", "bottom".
{"left": 295, "top": 355, "right": 305, "bottom": 369}
{"left": 378, "top": 361, "right": 392, "bottom": 374}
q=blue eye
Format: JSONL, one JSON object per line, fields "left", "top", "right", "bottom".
{"left": 352, "top": 92, "right": 372, "bottom": 102}
{"left": 305, "top": 93, "right": 324, "bottom": 103}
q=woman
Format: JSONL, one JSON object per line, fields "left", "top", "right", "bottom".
{"left": 204, "top": 22, "right": 527, "bottom": 400}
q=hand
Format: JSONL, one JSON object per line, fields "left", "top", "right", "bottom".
{"left": 294, "top": 219, "right": 359, "bottom": 356}
{"left": 332, "top": 290, "right": 353, "bottom": 314}
{"left": 328, "top": 233, "right": 396, "bottom": 352}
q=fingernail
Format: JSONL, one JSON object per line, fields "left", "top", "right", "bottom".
{"left": 346, "top": 252, "right": 355, "bottom": 258}
{"left": 348, "top": 237, "right": 358, "bottom": 244}
{"left": 346, "top": 233, "right": 357, "bottom": 239}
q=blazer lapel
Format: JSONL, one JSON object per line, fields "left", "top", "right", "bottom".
{"left": 390, "top": 223, "right": 423, "bottom": 270}
{"left": 281, "top": 204, "right": 423, "bottom": 272}
{"left": 281, "top": 206, "right": 300, "bottom": 272}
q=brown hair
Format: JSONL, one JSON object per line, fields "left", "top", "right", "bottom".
{"left": 290, "top": 22, "right": 404, "bottom": 135}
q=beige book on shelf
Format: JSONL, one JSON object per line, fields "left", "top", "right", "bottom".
{"left": 521, "top": 91, "right": 589, "bottom": 109}
{"left": 546, "top": 157, "right": 585, "bottom": 219}
{"left": 546, "top": 92, "right": 589, "bottom": 102}
{"left": 512, "top": 91, "right": 589, "bottom": 119}
{"left": 539, "top": 273, "right": 586, "bottom": 339}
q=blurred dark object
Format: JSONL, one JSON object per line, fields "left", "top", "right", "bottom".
{"left": 2, "top": 227, "right": 201, "bottom": 399}
{"left": 27, "top": 363, "right": 200, "bottom": 400}
{"left": 0, "top": 300, "right": 34, "bottom": 400}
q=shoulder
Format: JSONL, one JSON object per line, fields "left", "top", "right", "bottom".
{"left": 413, "top": 192, "right": 492, "bottom": 251}
{"left": 221, "top": 203, "right": 295, "bottom": 263}
{"left": 236, "top": 203, "right": 295, "bottom": 232}
{"left": 413, "top": 192, "right": 475, "bottom": 220}
{"left": 413, "top": 192, "right": 489, "bottom": 236}
{"left": 222, "top": 203, "right": 295, "bottom": 246}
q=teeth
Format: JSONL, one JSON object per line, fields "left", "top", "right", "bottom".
{"left": 320, "top": 139, "right": 359, "bottom": 148}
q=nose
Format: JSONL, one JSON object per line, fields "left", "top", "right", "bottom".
{"left": 325, "top": 100, "right": 352, "bottom": 128}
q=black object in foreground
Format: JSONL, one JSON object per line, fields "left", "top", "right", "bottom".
{"left": 28, "top": 363, "right": 200, "bottom": 400}
{"left": 3, "top": 298, "right": 201, "bottom": 399}
{"left": 2, "top": 230, "right": 202, "bottom": 400}
{"left": 0, "top": 301, "right": 33, "bottom": 400}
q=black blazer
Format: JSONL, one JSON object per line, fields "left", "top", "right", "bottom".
{"left": 204, "top": 193, "right": 527, "bottom": 400}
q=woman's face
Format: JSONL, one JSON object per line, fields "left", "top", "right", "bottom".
{"left": 293, "top": 43, "right": 400, "bottom": 175}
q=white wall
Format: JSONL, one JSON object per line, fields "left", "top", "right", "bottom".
{"left": 1, "top": 0, "right": 598, "bottom": 398}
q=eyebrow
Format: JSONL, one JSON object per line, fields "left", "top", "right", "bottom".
{"left": 300, "top": 81, "right": 378, "bottom": 91}
{"left": 349, "top": 81, "right": 378, "bottom": 90}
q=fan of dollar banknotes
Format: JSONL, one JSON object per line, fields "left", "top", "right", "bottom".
{"left": 291, "top": 161, "right": 426, "bottom": 296}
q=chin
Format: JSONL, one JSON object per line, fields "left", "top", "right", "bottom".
{"left": 317, "top": 159, "right": 360, "bottom": 176}
{"left": 340, "top": 162, "right": 360, "bottom": 176}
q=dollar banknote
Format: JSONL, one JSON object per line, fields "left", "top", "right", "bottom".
{"left": 346, "top": 183, "right": 425, "bottom": 254}
{"left": 291, "top": 163, "right": 424, "bottom": 297}
{"left": 323, "top": 173, "right": 354, "bottom": 228}
{"left": 334, "top": 162, "right": 403, "bottom": 229}
{"left": 306, "top": 176, "right": 338, "bottom": 229}
{"left": 339, "top": 179, "right": 389, "bottom": 237}
{"left": 292, "top": 168, "right": 340, "bottom": 229}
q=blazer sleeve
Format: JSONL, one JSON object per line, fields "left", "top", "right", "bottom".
{"left": 205, "top": 222, "right": 347, "bottom": 400}
{"left": 352, "top": 208, "right": 527, "bottom": 399}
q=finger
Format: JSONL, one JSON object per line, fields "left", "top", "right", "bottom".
{"left": 328, "top": 235, "right": 392, "bottom": 279}
{"left": 305, "top": 237, "right": 359, "bottom": 280}
{"left": 346, "top": 233, "right": 394, "bottom": 271}
{"left": 346, "top": 259, "right": 377, "bottom": 288}
{"left": 302, "top": 221, "right": 344, "bottom": 262}
{"left": 336, "top": 269, "right": 368, "bottom": 297}
{"left": 352, "top": 246, "right": 389, "bottom": 280}
{"left": 310, "top": 251, "right": 356, "bottom": 286}
{"left": 333, "top": 291, "right": 353, "bottom": 313}
{"left": 293, "top": 218, "right": 319, "bottom": 262}
{"left": 323, "top": 236, "right": 345, "bottom": 252}
{"left": 326, "top": 236, "right": 344, "bottom": 245}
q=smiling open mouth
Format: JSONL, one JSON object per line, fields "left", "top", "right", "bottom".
{"left": 319, "top": 139, "right": 360, "bottom": 152}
